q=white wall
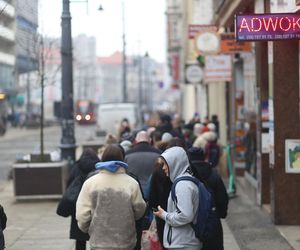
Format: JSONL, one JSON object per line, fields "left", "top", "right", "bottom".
{"left": 208, "top": 82, "right": 227, "bottom": 146}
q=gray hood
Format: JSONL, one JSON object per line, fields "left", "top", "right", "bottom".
{"left": 161, "top": 146, "right": 190, "bottom": 182}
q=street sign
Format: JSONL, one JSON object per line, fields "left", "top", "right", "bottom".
{"left": 188, "top": 25, "right": 217, "bottom": 39}
{"left": 235, "top": 13, "right": 300, "bottom": 41}
{"left": 220, "top": 33, "right": 252, "bottom": 53}
{"left": 185, "top": 64, "right": 203, "bottom": 84}
{"left": 204, "top": 55, "right": 232, "bottom": 82}
{"left": 195, "top": 31, "right": 220, "bottom": 55}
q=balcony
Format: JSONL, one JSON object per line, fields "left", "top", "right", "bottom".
{"left": 0, "top": 51, "right": 15, "bottom": 65}
{"left": 0, "top": 24, "right": 15, "bottom": 42}
{"left": 0, "top": 0, "right": 15, "bottom": 18}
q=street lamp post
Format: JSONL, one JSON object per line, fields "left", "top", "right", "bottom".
{"left": 121, "top": 0, "right": 127, "bottom": 103}
{"left": 60, "top": 0, "right": 76, "bottom": 165}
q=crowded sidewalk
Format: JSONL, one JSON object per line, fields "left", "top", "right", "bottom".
{"left": 0, "top": 178, "right": 240, "bottom": 250}
{"left": 1, "top": 175, "right": 299, "bottom": 249}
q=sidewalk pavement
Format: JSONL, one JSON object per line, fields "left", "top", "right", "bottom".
{"left": 1, "top": 179, "right": 241, "bottom": 250}
{"left": 1, "top": 178, "right": 298, "bottom": 250}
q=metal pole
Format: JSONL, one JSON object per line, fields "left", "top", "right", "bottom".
{"left": 122, "top": 0, "right": 127, "bottom": 102}
{"left": 60, "top": 0, "right": 76, "bottom": 165}
{"left": 138, "top": 55, "right": 143, "bottom": 109}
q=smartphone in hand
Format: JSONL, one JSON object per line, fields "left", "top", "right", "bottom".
{"left": 152, "top": 207, "right": 158, "bottom": 212}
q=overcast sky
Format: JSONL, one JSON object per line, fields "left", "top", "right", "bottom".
{"left": 39, "top": 0, "right": 167, "bottom": 62}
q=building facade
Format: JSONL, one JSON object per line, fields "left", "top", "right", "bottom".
{"left": 0, "top": 0, "right": 16, "bottom": 94}
{"left": 212, "top": 0, "right": 300, "bottom": 224}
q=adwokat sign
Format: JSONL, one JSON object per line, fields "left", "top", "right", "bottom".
{"left": 235, "top": 13, "right": 300, "bottom": 41}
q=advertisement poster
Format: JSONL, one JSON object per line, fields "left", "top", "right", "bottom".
{"left": 285, "top": 139, "right": 300, "bottom": 173}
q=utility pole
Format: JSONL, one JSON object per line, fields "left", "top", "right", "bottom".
{"left": 122, "top": 0, "right": 127, "bottom": 102}
{"left": 60, "top": 0, "right": 76, "bottom": 165}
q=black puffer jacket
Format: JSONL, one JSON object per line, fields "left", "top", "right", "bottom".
{"left": 191, "top": 160, "right": 228, "bottom": 250}
{"left": 67, "top": 148, "right": 99, "bottom": 241}
{"left": 0, "top": 205, "right": 7, "bottom": 250}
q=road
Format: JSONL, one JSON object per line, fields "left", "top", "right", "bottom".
{"left": 0, "top": 124, "right": 98, "bottom": 181}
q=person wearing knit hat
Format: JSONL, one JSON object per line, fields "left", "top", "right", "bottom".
{"left": 193, "top": 123, "right": 204, "bottom": 137}
{"left": 187, "top": 147, "right": 228, "bottom": 250}
{"left": 161, "top": 132, "right": 173, "bottom": 143}
{"left": 120, "top": 140, "right": 132, "bottom": 153}
{"left": 207, "top": 122, "right": 216, "bottom": 132}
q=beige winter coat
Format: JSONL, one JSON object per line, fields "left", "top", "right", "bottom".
{"left": 76, "top": 168, "right": 146, "bottom": 250}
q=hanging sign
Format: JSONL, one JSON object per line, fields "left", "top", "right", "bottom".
{"left": 195, "top": 32, "right": 220, "bottom": 55}
{"left": 220, "top": 33, "right": 252, "bottom": 53}
{"left": 235, "top": 13, "right": 300, "bottom": 41}
{"left": 185, "top": 64, "right": 203, "bottom": 84}
{"left": 204, "top": 55, "right": 232, "bottom": 82}
{"left": 188, "top": 25, "right": 217, "bottom": 39}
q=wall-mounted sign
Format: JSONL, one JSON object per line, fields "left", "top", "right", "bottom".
{"left": 195, "top": 32, "right": 220, "bottom": 55}
{"left": 188, "top": 25, "right": 217, "bottom": 39}
{"left": 285, "top": 139, "right": 300, "bottom": 173}
{"left": 204, "top": 55, "right": 232, "bottom": 82}
{"left": 220, "top": 33, "right": 252, "bottom": 53}
{"left": 235, "top": 13, "right": 300, "bottom": 41}
{"left": 185, "top": 64, "right": 203, "bottom": 84}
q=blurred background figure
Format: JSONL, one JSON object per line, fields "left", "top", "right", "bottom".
{"left": 57, "top": 148, "right": 99, "bottom": 250}
{"left": 118, "top": 118, "right": 131, "bottom": 140}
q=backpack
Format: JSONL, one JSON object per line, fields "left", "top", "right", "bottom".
{"left": 170, "top": 176, "right": 219, "bottom": 242}
{"left": 56, "top": 174, "right": 85, "bottom": 217}
{"left": 205, "top": 142, "right": 220, "bottom": 167}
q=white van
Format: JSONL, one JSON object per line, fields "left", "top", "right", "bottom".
{"left": 97, "top": 103, "right": 141, "bottom": 136}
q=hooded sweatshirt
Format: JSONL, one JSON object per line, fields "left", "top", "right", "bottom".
{"left": 160, "top": 147, "right": 202, "bottom": 250}
{"left": 76, "top": 161, "right": 146, "bottom": 250}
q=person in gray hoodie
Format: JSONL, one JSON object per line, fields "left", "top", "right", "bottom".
{"left": 153, "top": 146, "right": 202, "bottom": 250}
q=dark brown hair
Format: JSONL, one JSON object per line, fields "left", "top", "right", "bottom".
{"left": 101, "top": 144, "right": 124, "bottom": 162}
{"left": 166, "top": 137, "right": 187, "bottom": 151}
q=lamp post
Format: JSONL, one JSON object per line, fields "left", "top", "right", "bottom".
{"left": 121, "top": 0, "right": 127, "bottom": 103}
{"left": 60, "top": 0, "right": 76, "bottom": 165}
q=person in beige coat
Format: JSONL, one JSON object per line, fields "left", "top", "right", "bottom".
{"left": 76, "top": 144, "right": 147, "bottom": 250}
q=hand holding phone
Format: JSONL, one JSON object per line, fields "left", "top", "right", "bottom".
{"left": 152, "top": 207, "right": 158, "bottom": 212}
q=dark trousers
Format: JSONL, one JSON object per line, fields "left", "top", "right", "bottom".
{"left": 134, "top": 217, "right": 151, "bottom": 250}
{"left": 75, "top": 240, "right": 86, "bottom": 250}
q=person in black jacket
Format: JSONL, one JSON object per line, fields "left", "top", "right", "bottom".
{"left": 0, "top": 205, "right": 7, "bottom": 250}
{"left": 59, "top": 148, "right": 99, "bottom": 250}
{"left": 188, "top": 146, "right": 228, "bottom": 250}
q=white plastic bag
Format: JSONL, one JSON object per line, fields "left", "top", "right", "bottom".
{"left": 141, "top": 219, "right": 163, "bottom": 250}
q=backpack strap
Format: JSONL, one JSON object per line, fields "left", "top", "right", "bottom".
{"left": 171, "top": 176, "right": 199, "bottom": 204}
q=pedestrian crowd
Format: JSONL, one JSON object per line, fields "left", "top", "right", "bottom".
{"left": 54, "top": 112, "right": 228, "bottom": 250}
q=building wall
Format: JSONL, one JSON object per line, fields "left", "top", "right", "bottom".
{"left": 73, "top": 34, "right": 97, "bottom": 102}
{"left": 16, "top": 0, "right": 38, "bottom": 74}
{"left": 208, "top": 82, "right": 227, "bottom": 146}
{"left": 0, "top": 0, "right": 16, "bottom": 92}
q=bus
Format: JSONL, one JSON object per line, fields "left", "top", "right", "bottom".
{"left": 75, "top": 100, "right": 97, "bottom": 124}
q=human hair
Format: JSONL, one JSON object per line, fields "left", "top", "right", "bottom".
{"left": 150, "top": 130, "right": 162, "bottom": 142}
{"left": 166, "top": 137, "right": 187, "bottom": 151}
{"left": 101, "top": 144, "right": 124, "bottom": 162}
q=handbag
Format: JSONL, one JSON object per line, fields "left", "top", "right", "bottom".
{"left": 56, "top": 175, "right": 83, "bottom": 217}
{"left": 141, "top": 218, "right": 163, "bottom": 250}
